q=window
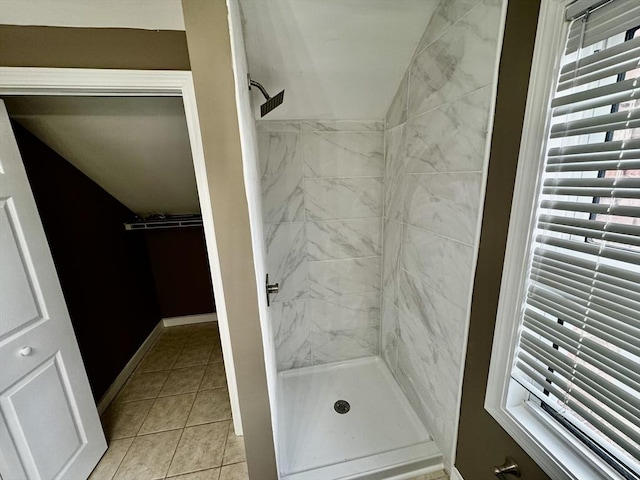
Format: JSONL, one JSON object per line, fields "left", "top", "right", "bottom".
{"left": 486, "top": 1, "right": 640, "bottom": 479}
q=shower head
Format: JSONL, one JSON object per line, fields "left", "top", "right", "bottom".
{"left": 248, "top": 76, "right": 285, "bottom": 117}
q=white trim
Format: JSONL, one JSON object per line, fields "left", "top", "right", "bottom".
{"left": 163, "top": 312, "right": 217, "bottom": 327}
{"left": 450, "top": 466, "right": 464, "bottom": 480}
{"left": 484, "top": 2, "right": 631, "bottom": 479}
{"left": 0, "top": 67, "right": 243, "bottom": 435}
{"left": 96, "top": 319, "right": 164, "bottom": 415}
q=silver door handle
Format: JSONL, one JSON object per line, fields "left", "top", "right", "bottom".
{"left": 493, "top": 457, "right": 521, "bottom": 477}
{"left": 266, "top": 274, "right": 279, "bottom": 307}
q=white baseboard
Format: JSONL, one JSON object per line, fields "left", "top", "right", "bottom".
{"left": 450, "top": 466, "right": 464, "bottom": 480}
{"left": 96, "top": 319, "right": 164, "bottom": 415}
{"left": 163, "top": 312, "right": 217, "bottom": 327}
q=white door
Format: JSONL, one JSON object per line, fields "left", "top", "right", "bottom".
{"left": 0, "top": 101, "right": 106, "bottom": 480}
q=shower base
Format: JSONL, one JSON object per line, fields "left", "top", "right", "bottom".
{"left": 278, "top": 356, "right": 443, "bottom": 480}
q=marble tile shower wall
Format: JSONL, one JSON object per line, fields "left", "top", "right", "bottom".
{"left": 257, "top": 120, "right": 385, "bottom": 371}
{"left": 381, "top": 0, "right": 502, "bottom": 466}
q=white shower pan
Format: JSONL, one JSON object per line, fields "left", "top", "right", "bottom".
{"left": 278, "top": 357, "right": 443, "bottom": 480}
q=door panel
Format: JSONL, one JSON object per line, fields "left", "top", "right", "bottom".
{"left": 0, "top": 198, "right": 43, "bottom": 339}
{"left": 0, "top": 101, "right": 106, "bottom": 480}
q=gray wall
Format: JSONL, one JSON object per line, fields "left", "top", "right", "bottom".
{"left": 257, "top": 120, "right": 384, "bottom": 370}
{"left": 380, "top": 0, "right": 503, "bottom": 466}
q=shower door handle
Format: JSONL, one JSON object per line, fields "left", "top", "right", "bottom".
{"left": 266, "top": 274, "right": 279, "bottom": 307}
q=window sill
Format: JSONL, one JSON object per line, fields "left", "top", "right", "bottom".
{"left": 486, "top": 393, "right": 627, "bottom": 480}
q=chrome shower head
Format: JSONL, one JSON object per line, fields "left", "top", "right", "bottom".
{"left": 248, "top": 77, "right": 285, "bottom": 117}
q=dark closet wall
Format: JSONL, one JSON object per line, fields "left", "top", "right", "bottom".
{"left": 13, "top": 121, "right": 161, "bottom": 401}
{"left": 145, "top": 227, "right": 215, "bottom": 318}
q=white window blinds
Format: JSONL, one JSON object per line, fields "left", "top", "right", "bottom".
{"left": 511, "top": 0, "right": 640, "bottom": 476}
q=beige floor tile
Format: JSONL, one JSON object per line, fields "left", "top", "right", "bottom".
{"left": 167, "top": 422, "right": 230, "bottom": 476}
{"left": 113, "top": 430, "right": 182, "bottom": 480}
{"left": 175, "top": 345, "right": 214, "bottom": 368}
{"left": 209, "top": 344, "right": 224, "bottom": 364}
{"left": 167, "top": 469, "right": 220, "bottom": 480}
{"left": 116, "top": 371, "right": 170, "bottom": 403}
{"left": 199, "top": 362, "right": 227, "bottom": 391}
{"left": 187, "top": 388, "right": 232, "bottom": 426}
{"left": 102, "top": 399, "right": 154, "bottom": 440}
{"left": 158, "top": 326, "right": 193, "bottom": 345}
{"left": 88, "top": 438, "right": 134, "bottom": 480}
{"left": 138, "top": 393, "right": 196, "bottom": 435}
{"left": 219, "top": 462, "right": 248, "bottom": 480}
{"left": 160, "top": 366, "right": 207, "bottom": 397}
{"left": 184, "top": 323, "right": 219, "bottom": 346}
{"left": 138, "top": 345, "right": 182, "bottom": 373}
{"left": 222, "top": 424, "right": 246, "bottom": 466}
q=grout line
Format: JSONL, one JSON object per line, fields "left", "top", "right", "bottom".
{"left": 412, "top": 0, "right": 485, "bottom": 60}
{"left": 304, "top": 175, "right": 384, "bottom": 180}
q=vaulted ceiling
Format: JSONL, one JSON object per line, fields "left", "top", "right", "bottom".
{"left": 5, "top": 96, "right": 199, "bottom": 216}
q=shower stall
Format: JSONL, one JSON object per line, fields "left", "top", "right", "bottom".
{"left": 228, "top": 0, "right": 505, "bottom": 477}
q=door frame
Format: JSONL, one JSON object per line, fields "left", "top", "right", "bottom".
{"left": 0, "top": 66, "right": 244, "bottom": 435}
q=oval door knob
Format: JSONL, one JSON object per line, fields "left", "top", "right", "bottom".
{"left": 19, "top": 346, "right": 32, "bottom": 356}
{"left": 493, "top": 457, "right": 521, "bottom": 477}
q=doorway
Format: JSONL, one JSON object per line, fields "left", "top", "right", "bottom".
{"left": 0, "top": 68, "right": 245, "bottom": 478}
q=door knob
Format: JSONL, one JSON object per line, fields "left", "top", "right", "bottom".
{"left": 493, "top": 457, "right": 521, "bottom": 477}
{"left": 266, "top": 274, "right": 279, "bottom": 307}
{"left": 19, "top": 346, "right": 32, "bottom": 356}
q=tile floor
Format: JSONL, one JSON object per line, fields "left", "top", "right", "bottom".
{"left": 89, "top": 322, "right": 248, "bottom": 480}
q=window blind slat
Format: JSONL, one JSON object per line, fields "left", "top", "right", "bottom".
{"left": 545, "top": 159, "right": 640, "bottom": 171}
{"left": 533, "top": 248, "right": 640, "bottom": 289}
{"left": 548, "top": 137, "right": 640, "bottom": 157}
{"left": 549, "top": 108, "right": 640, "bottom": 138}
{"left": 565, "top": 0, "right": 640, "bottom": 53}
{"left": 524, "top": 311, "right": 640, "bottom": 389}
{"left": 519, "top": 342, "right": 640, "bottom": 443}
{"left": 561, "top": 35, "right": 640, "bottom": 75}
{"left": 538, "top": 213, "right": 640, "bottom": 237}
{"left": 540, "top": 199, "right": 640, "bottom": 218}
{"left": 521, "top": 333, "right": 640, "bottom": 423}
{"left": 530, "top": 265, "right": 640, "bottom": 318}
{"left": 515, "top": 360, "right": 640, "bottom": 461}
{"left": 535, "top": 235, "right": 640, "bottom": 265}
{"left": 557, "top": 57, "right": 640, "bottom": 91}
{"left": 527, "top": 290, "right": 640, "bottom": 355}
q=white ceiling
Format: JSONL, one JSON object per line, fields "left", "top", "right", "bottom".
{"left": 240, "top": 0, "right": 440, "bottom": 120}
{"left": 5, "top": 96, "right": 199, "bottom": 216}
{"left": 0, "top": 0, "right": 185, "bottom": 30}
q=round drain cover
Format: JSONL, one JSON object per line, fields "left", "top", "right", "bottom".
{"left": 334, "top": 399, "right": 350, "bottom": 414}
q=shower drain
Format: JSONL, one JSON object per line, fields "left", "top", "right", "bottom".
{"left": 334, "top": 399, "right": 350, "bottom": 414}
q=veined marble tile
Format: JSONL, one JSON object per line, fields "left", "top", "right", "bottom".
{"left": 386, "top": 70, "right": 409, "bottom": 129}
{"left": 306, "top": 218, "right": 381, "bottom": 261}
{"left": 311, "top": 325, "right": 379, "bottom": 364}
{"left": 301, "top": 120, "right": 384, "bottom": 132}
{"left": 404, "top": 86, "right": 492, "bottom": 174}
{"left": 382, "top": 219, "right": 402, "bottom": 307}
{"left": 394, "top": 339, "right": 432, "bottom": 430}
{"left": 384, "top": 124, "right": 407, "bottom": 222}
{"left": 256, "top": 121, "right": 300, "bottom": 132}
{"left": 398, "top": 269, "right": 466, "bottom": 366}
{"left": 271, "top": 300, "right": 313, "bottom": 371}
{"left": 303, "top": 131, "right": 384, "bottom": 178}
{"left": 304, "top": 177, "right": 383, "bottom": 221}
{"left": 381, "top": 299, "right": 400, "bottom": 375}
{"left": 404, "top": 172, "right": 482, "bottom": 245}
{"left": 309, "top": 257, "right": 381, "bottom": 298}
{"left": 265, "top": 222, "right": 307, "bottom": 302}
{"left": 414, "top": 0, "right": 481, "bottom": 56}
{"left": 310, "top": 292, "right": 380, "bottom": 332}
{"left": 401, "top": 224, "right": 474, "bottom": 309}
{"left": 259, "top": 131, "right": 304, "bottom": 223}
{"left": 408, "top": 0, "right": 502, "bottom": 117}
{"left": 397, "top": 314, "right": 460, "bottom": 465}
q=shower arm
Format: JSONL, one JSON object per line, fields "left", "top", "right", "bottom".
{"left": 249, "top": 78, "right": 271, "bottom": 101}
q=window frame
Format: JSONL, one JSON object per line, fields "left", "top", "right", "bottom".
{"left": 484, "top": 1, "right": 635, "bottom": 479}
